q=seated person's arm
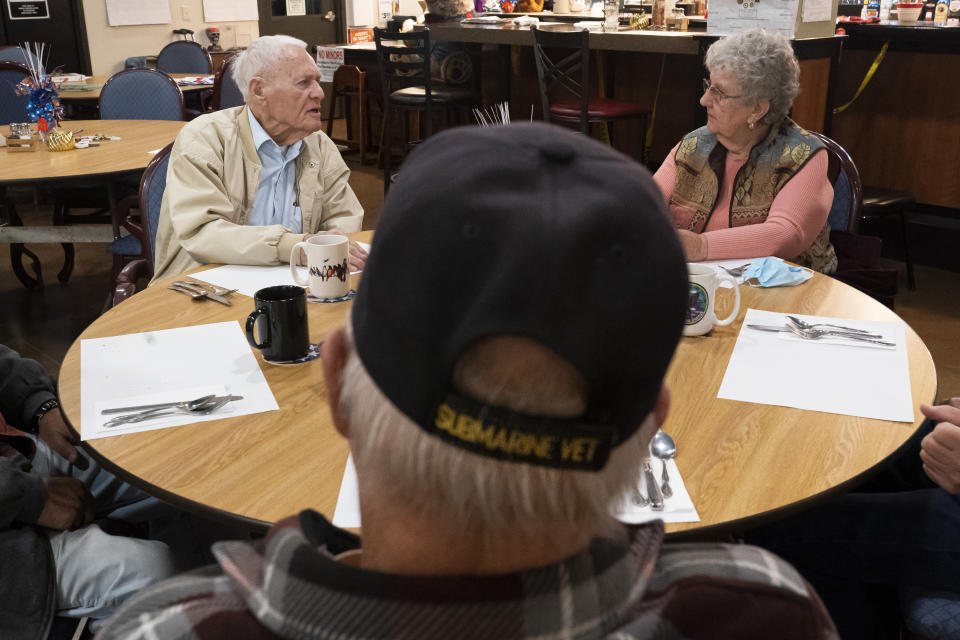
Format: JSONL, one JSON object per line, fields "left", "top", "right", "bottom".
{"left": 697, "top": 150, "right": 833, "bottom": 261}
{"left": 0, "top": 458, "right": 46, "bottom": 529}
{"left": 0, "top": 344, "right": 54, "bottom": 431}
{"left": 166, "top": 149, "right": 305, "bottom": 267}
{"left": 920, "top": 399, "right": 960, "bottom": 493}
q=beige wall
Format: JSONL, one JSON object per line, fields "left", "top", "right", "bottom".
{"left": 82, "top": 0, "right": 260, "bottom": 75}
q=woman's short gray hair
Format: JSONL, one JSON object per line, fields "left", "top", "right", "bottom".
{"left": 705, "top": 28, "right": 799, "bottom": 126}
{"left": 338, "top": 324, "right": 655, "bottom": 541}
{"left": 231, "top": 34, "right": 308, "bottom": 102}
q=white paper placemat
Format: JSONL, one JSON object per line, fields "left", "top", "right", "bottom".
{"left": 718, "top": 309, "right": 913, "bottom": 422}
{"left": 192, "top": 242, "right": 371, "bottom": 298}
{"left": 80, "top": 321, "right": 279, "bottom": 440}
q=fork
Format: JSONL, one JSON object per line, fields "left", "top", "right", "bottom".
{"left": 786, "top": 315, "right": 881, "bottom": 338}
{"left": 719, "top": 263, "right": 752, "bottom": 278}
{"left": 786, "top": 323, "right": 895, "bottom": 346}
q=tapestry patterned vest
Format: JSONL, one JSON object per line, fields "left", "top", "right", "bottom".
{"left": 670, "top": 119, "right": 838, "bottom": 274}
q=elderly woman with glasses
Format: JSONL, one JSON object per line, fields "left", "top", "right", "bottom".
{"left": 653, "top": 29, "right": 836, "bottom": 273}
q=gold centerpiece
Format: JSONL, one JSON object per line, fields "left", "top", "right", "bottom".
{"left": 46, "top": 128, "right": 75, "bottom": 152}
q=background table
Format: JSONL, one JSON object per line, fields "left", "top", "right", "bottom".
{"left": 0, "top": 119, "right": 186, "bottom": 287}
{"left": 58, "top": 74, "right": 211, "bottom": 102}
{"left": 59, "top": 253, "right": 937, "bottom": 537}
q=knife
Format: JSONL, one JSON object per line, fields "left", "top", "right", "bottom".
{"left": 747, "top": 324, "right": 799, "bottom": 332}
{"left": 642, "top": 460, "right": 664, "bottom": 511}
{"left": 173, "top": 281, "right": 233, "bottom": 306}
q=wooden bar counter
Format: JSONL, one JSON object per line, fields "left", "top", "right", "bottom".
{"left": 424, "top": 23, "right": 842, "bottom": 163}
{"left": 832, "top": 21, "right": 960, "bottom": 209}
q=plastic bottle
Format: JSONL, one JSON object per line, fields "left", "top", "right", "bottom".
{"left": 651, "top": 0, "right": 666, "bottom": 28}
{"left": 934, "top": 0, "right": 949, "bottom": 21}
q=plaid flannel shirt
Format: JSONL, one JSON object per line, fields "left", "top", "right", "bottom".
{"left": 97, "top": 510, "right": 837, "bottom": 640}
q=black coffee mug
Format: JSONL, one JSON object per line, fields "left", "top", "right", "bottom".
{"left": 245, "top": 285, "right": 309, "bottom": 362}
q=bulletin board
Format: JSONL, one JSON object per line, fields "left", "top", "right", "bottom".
{"left": 202, "top": 0, "right": 259, "bottom": 21}
{"left": 105, "top": 0, "right": 172, "bottom": 26}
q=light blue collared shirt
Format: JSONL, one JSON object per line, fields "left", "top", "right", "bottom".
{"left": 247, "top": 109, "right": 304, "bottom": 232}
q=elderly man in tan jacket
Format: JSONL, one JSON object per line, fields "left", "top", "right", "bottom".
{"left": 150, "top": 35, "right": 365, "bottom": 284}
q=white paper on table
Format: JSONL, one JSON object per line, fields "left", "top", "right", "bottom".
{"left": 802, "top": 0, "right": 832, "bottom": 22}
{"left": 333, "top": 453, "right": 361, "bottom": 528}
{"left": 718, "top": 309, "right": 913, "bottom": 422}
{"left": 696, "top": 257, "right": 771, "bottom": 286}
{"left": 192, "top": 241, "right": 371, "bottom": 298}
{"left": 80, "top": 321, "right": 279, "bottom": 440}
{"left": 615, "top": 459, "right": 700, "bottom": 524}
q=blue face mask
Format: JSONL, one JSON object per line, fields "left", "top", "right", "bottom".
{"left": 743, "top": 257, "right": 814, "bottom": 287}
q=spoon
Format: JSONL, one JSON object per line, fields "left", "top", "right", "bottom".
{"left": 786, "top": 315, "right": 881, "bottom": 338}
{"left": 651, "top": 431, "right": 677, "bottom": 498}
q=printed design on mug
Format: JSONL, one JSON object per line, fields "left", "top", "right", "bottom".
{"left": 310, "top": 258, "right": 348, "bottom": 283}
{"left": 686, "top": 283, "right": 709, "bottom": 325}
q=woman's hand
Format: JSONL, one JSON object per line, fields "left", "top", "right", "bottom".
{"left": 676, "top": 229, "right": 708, "bottom": 262}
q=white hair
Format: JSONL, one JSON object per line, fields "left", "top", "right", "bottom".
{"left": 339, "top": 324, "right": 655, "bottom": 539}
{"left": 231, "top": 34, "right": 308, "bottom": 102}
{"left": 705, "top": 28, "right": 800, "bottom": 126}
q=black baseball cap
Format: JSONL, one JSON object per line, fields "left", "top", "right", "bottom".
{"left": 351, "top": 123, "right": 687, "bottom": 472}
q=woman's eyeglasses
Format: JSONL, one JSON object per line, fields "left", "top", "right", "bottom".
{"left": 702, "top": 79, "right": 743, "bottom": 104}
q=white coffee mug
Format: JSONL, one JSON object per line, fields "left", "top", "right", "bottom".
{"left": 683, "top": 264, "right": 741, "bottom": 336}
{"left": 290, "top": 235, "right": 350, "bottom": 300}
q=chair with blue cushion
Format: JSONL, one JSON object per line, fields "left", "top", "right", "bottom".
{"left": 0, "top": 60, "right": 31, "bottom": 125}
{"left": 0, "top": 45, "right": 42, "bottom": 71}
{"left": 156, "top": 41, "right": 212, "bottom": 74}
{"left": 99, "top": 68, "right": 185, "bottom": 120}
{"left": 810, "top": 131, "right": 897, "bottom": 308}
{"left": 212, "top": 53, "right": 244, "bottom": 110}
{"left": 900, "top": 586, "right": 960, "bottom": 639}
{"left": 111, "top": 143, "right": 173, "bottom": 306}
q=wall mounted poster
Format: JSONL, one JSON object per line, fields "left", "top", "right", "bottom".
{"left": 8, "top": 0, "right": 48, "bottom": 20}
{"left": 105, "top": 0, "right": 171, "bottom": 26}
{"left": 202, "top": 0, "right": 258, "bottom": 21}
{"left": 706, "top": 0, "right": 799, "bottom": 35}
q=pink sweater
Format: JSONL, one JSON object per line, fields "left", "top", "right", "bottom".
{"left": 653, "top": 143, "right": 834, "bottom": 261}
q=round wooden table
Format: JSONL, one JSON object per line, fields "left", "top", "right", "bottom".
{"left": 1, "top": 119, "right": 186, "bottom": 288}
{"left": 58, "top": 248, "right": 938, "bottom": 536}
{"left": 0, "top": 119, "right": 186, "bottom": 184}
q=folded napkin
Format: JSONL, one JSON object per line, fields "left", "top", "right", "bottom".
{"left": 614, "top": 458, "right": 700, "bottom": 524}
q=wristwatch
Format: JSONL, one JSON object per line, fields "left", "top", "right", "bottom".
{"left": 30, "top": 398, "right": 60, "bottom": 433}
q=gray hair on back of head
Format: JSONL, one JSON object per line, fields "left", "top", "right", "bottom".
{"left": 231, "top": 34, "right": 308, "bottom": 102}
{"left": 705, "top": 28, "right": 799, "bottom": 126}
{"left": 338, "top": 321, "right": 655, "bottom": 539}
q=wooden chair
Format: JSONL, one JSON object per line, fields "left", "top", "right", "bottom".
{"left": 811, "top": 131, "right": 898, "bottom": 308}
{"left": 112, "top": 143, "right": 174, "bottom": 306}
{"left": 324, "top": 65, "right": 374, "bottom": 165}
{"left": 373, "top": 27, "right": 479, "bottom": 194}
{"left": 531, "top": 26, "right": 651, "bottom": 164}
{"left": 212, "top": 53, "right": 244, "bottom": 110}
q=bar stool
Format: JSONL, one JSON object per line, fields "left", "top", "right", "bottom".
{"left": 324, "top": 65, "right": 375, "bottom": 165}
{"left": 861, "top": 187, "right": 916, "bottom": 290}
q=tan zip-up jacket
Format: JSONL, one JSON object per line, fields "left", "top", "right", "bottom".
{"left": 150, "top": 106, "right": 363, "bottom": 284}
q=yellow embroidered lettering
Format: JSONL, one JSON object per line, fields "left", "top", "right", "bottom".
{"left": 435, "top": 404, "right": 456, "bottom": 434}
{"left": 454, "top": 414, "right": 482, "bottom": 442}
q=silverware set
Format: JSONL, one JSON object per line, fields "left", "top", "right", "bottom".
{"left": 747, "top": 315, "right": 894, "bottom": 346}
{"left": 631, "top": 431, "right": 678, "bottom": 511}
{"left": 168, "top": 280, "right": 238, "bottom": 306}
{"left": 102, "top": 394, "right": 243, "bottom": 427}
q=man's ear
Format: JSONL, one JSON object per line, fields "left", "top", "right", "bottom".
{"left": 248, "top": 77, "right": 265, "bottom": 102}
{"left": 321, "top": 327, "right": 350, "bottom": 438}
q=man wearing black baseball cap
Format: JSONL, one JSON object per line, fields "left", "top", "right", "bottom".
{"left": 100, "top": 123, "right": 836, "bottom": 639}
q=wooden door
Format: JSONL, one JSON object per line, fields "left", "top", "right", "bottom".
{"left": 0, "top": 0, "right": 90, "bottom": 73}
{"left": 258, "top": 0, "right": 346, "bottom": 51}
